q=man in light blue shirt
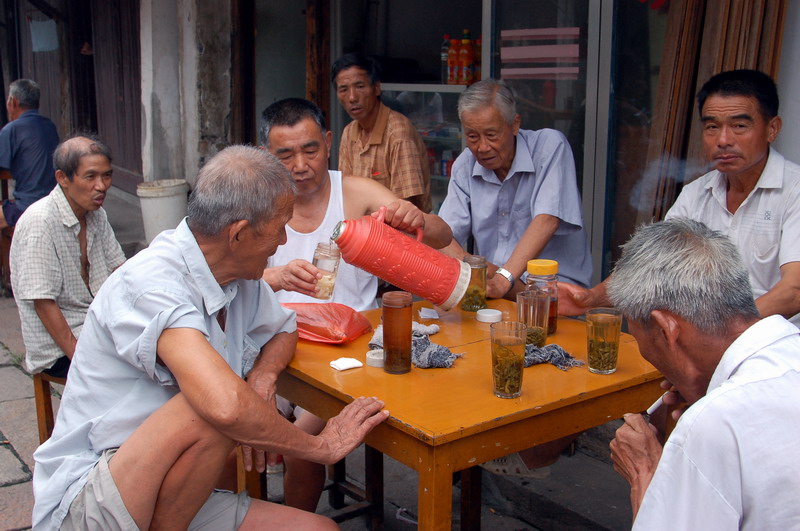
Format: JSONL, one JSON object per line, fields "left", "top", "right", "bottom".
{"left": 32, "top": 146, "right": 388, "bottom": 530}
{"left": 439, "top": 79, "right": 592, "bottom": 299}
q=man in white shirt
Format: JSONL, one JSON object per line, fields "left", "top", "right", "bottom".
{"left": 11, "top": 134, "right": 125, "bottom": 378}
{"left": 607, "top": 217, "right": 800, "bottom": 529}
{"left": 257, "top": 97, "right": 451, "bottom": 511}
{"left": 32, "top": 145, "right": 388, "bottom": 530}
{"left": 561, "top": 69, "right": 800, "bottom": 326}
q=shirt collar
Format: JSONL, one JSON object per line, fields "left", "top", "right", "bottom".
{"left": 704, "top": 146, "right": 785, "bottom": 193}
{"left": 471, "top": 134, "right": 535, "bottom": 183}
{"left": 52, "top": 185, "right": 80, "bottom": 228}
{"left": 173, "top": 219, "right": 234, "bottom": 315}
{"left": 351, "top": 102, "right": 390, "bottom": 146}
{"left": 707, "top": 315, "right": 798, "bottom": 393}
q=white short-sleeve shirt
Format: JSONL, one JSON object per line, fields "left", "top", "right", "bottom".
{"left": 633, "top": 315, "right": 800, "bottom": 529}
{"left": 666, "top": 149, "right": 800, "bottom": 325}
{"left": 31, "top": 220, "right": 296, "bottom": 530}
{"left": 10, "top": 185, "right": 126, "bottom": 372}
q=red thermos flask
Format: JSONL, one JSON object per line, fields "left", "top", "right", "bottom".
{"left": 331, "top": 207, "right": 470, "bottom": 310}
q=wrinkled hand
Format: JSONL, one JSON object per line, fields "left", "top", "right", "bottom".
{"left": 558, "top": 281, "right": 597, "bottom": 316}
{"left": 372, "top": 201, "right": 425, "bottom": 236}
{"left": 659, "top": 379, "right": 688, "bottom": 421}
{"left": 317, "top": 396, "right": 389, "bottom": 465}
{"left": 487, "top": 270, "right": 513, "bottom": 298}
{"left": 241, "top": 371, "right": 280, "bottom": 473}
{"left": 610, "top": 413, "right": 663, "bottom": 516}
{"left": 278, "top": 259, "right": 321, "bottom": 297}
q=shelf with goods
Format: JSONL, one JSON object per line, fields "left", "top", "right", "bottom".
{"left": 381, "top": 83, "right": 467, "bottom": 212}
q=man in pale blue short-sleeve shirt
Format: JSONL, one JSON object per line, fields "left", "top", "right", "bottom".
{"left": 439, "top": 79, "right": 592, "bottom": 300}
{"left": 32, "top": 146, "right": 388, "bottom": 531}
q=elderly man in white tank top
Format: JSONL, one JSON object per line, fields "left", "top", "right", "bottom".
{"left": 258, "top": 97, "right": 452, "bottom": 512}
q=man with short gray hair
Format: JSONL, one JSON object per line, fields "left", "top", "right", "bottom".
{"left": 0, "top": 79, "right": 59, "bottom": 228}
{"left": 32, "top": 145, "right": 388, "bottom": 530}
{"left": 438, "top": 79, "right": 592, "bottom": 300}
{"left": 608, "top": 217, "right": 800, "bottom": 529}
{"left": 11, "top": 134, "right": 124, "bottom": 378}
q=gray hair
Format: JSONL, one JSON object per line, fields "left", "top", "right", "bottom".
{"left": 187, "top": 145, "right": 295, "bottom": 237}
{"left": 457, "top": 79, "right": 517, "bottom": 124}
{"left": 9, "top": 79, "right": 40, "bottom": 109}
{"left": 607, "top": 218, "right": 759, "bottom": 334}
{"left": 53, "top": 132, "right": 113, "bottom": 181}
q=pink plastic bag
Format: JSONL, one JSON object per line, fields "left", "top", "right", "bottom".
{"left": 282, "top": 302, "right": 372, "bottom": 344}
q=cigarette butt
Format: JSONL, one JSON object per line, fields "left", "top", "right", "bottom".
{"left": 646, "top": 394, "right": 666, "bottom": 416}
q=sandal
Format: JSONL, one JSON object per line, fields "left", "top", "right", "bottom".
{"left": 480, "top": 452, "right": 551, "bottom": 479}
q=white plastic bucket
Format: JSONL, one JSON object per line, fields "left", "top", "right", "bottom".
{"left": 136, "top": 179, "right": 190, "bottom": 244}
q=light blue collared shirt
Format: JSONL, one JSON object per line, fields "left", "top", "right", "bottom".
{"left": 32, "top": 220, "right": 296, "bottom": 530}
{"left": 439, "top": 128, "right": 592, "bottom": 287}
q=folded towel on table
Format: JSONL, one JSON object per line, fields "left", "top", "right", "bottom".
{"left": 369, "top": 322, "right": 459, "bottom": 368}
{"left": 525, "top": 344, "right": 584, "bottom": 371}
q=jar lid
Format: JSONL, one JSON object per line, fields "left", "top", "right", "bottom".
{"left": 476, "top": 309, "right": 502, "bottom": 323}
{"left": 527, "top": 259, "right": 558, "bottom": 276}
{"left": 366, "top": 349, "right": 385, "bottom": 367}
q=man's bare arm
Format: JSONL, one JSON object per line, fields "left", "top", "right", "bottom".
{"left": 755, "top": 261, "right": 800, "bottom": 320}
{"left": 262, "top": 259, "right": 320, "bottom": 297}
{"left": 33, "top": 299, "right": 77, "bottom": 359}
{"left": 157, "top": 327, "right": 387, "bottom": 464}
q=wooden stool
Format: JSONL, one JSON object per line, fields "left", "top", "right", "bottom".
{"left": 33, "top": 372, "right": 67, "bottom": 443}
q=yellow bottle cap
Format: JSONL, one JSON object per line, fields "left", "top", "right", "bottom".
{"left": 527, "top": 259, "right": 558, "bottom": 276}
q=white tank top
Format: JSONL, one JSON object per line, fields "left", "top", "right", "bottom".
{"left": 268, "top": 170, "right": 378, "bottom": 311}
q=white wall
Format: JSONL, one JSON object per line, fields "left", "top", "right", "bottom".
{"left": 775, "top": 1, "right": 800, "bottom": 159}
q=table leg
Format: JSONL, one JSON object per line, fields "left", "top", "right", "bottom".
{"left": 328, "top": 460, "right": 346, "bottom": 508}
{"left": 460, "top": 466, "right": 482, "bottom": 530}
{"left": 365, "top": 445, "right": 384, "bottom": 530}
{"left": 418, "top": 457, "right": 454, "bottom": 531}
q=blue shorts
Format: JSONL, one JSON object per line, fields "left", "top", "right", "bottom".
{"left": 1, "top": 200, "right": 24, "bottom": 227}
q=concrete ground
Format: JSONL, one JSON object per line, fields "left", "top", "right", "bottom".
{"left": 0, "top": 188, "right": 634, "bottom": 530}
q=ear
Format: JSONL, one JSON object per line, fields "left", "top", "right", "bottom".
{"left": 227, "top": 219, "right": 250, "bottom": 247}
{"left": 325, "top": 129, "right": 333, "bottom": 157}
{"left": 650, "top": 309, "right": 681, "bottom": 349}
{"left": 767, "top": 115, "right": 782, "bottom": 143}
{"left": 512, "top": 114, "right": 521, "bottom": 136}
{"left": 374, "top": 80, "right": 381, "bottom": 97}
{"left": 55, "top": 169, "right": 70, "bottom": 187}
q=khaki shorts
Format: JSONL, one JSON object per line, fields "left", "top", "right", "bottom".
{"left": 62, "top": 448, "right": 252, "bottom": 530}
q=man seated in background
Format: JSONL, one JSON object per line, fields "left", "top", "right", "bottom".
{"left": 333, "top": 52, "right": 433, "bottom": 213}
{"left": 438, "top": 79, "right": 592, "bottom": 300}
{"left": 258, "top": 97, "right": 451, "bottom": 511}
{"left": 11, "top": 134, "right": 125, "bottom": 378}
{"left": 561, "top": 69, "right": 800, "bottom": 326}
{"left": 0, "top": 79, "right": 59, "bottom": 229}
{"left": 32, "top": 145, "right": 388, "bottom": 530}
{"left": 608, "top": 218, "right": 800, "bottom": 528}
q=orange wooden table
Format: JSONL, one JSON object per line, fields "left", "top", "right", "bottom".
{"left": 276, "top": 299, "right": 662, "bottom": 530}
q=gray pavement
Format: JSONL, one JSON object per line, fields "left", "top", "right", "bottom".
{"left": 0, "top": 188, "right": 634, "bottom": 530}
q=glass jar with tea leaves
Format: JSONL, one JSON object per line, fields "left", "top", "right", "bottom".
{"left": 460, "top": 255, "right": 487, "bottom": 311}
{"left": 525, "top": 259, "right": 559, "bottom": 334}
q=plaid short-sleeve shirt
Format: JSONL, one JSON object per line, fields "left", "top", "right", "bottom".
{"left": 10, "top": 185, "right": 125, "bottom": 372}
{"left": 338, "top": 102, "right": 432, "bottom": 212}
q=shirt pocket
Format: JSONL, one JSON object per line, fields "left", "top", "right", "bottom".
{"left": 241, "top": 334, "right": 261, "bottom": 378}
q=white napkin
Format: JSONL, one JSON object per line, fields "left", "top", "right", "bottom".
{"left": 419, "top": 307, "right": 440, "bottom": 320}
{"left": 330, "top": 357, "right": 364, "bottom": 371}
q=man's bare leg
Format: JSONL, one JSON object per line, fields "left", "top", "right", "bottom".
{"left": 283, "top": 411, "right": 327, "bottom": 512}
{"left": 240, "top": 499, "right": 338, "bottom": 530}
{"left": 108, "top": 393, "right": 235, "bottom": 529}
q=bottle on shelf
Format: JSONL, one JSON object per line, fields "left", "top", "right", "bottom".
{"left": 474, "top": 37, "right": 482, "bottom": 81}
{"left": 447, "top": 38, "right": 460, "bottom": 85}
{"left": 440, "top": 34, "right": 451, "bottom": 84}
{"left": 459, "top": 30, "right": 474, "bottom": 85}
